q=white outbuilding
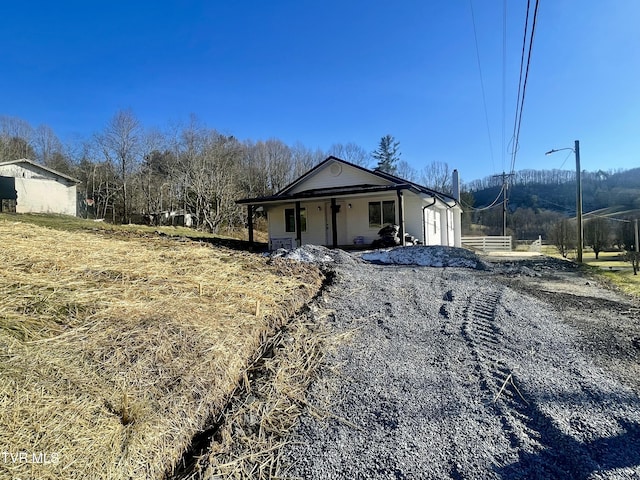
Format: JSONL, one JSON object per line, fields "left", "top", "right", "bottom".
{"left": 0, "top": 158, "right": 80, "bottom": 216}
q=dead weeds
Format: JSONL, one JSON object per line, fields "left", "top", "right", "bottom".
{"left": 195, "top": 308, "right": 346, "bottom": 480}
{"left": 0, "top": 219, "right": 322, "bottom": 480}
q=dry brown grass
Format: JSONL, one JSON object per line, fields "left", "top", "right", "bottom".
{"left": 0, "top": 219, "right": 322, "bottom": 480}
{"left": 193, "top": 307, "right": 350, "bottom": 480}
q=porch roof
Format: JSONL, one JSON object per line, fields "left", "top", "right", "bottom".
{"left": 236, "top": 183, "right": 420, "bottom": 205}
{"left": 237, "top": 183, "right": 460, "bottom": 209}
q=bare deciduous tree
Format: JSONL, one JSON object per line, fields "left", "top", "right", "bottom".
{"left": 396, "top": 160, "right": 418, "bottom": 182}
{"left": 328, "top": 142, "right": 370, "bottom": 167}
{"left": 263, "top": 139, "right": 293, "bottom": 193}
{"left": 420, "top": 161, "right": 452, "bottom": 193}
{"left": 95, "top": 109, "right": 142, "bottom": 223}
{"left": 0, "top": 116, "right": 35, "bottom": 160}
{"left": 34, "top": 124, "right": 63, "bottom": 165}
{"left": 291, "top": 142, "right": 324, "bottom": 179}
{"left": 180, "top": 131, "right": 242, "bottom": 232}
{"left": 584, "top": 217, "right": 611, "bottom": 259}
{"left": 549, "top": 218, "right": 576, "bottom": 258}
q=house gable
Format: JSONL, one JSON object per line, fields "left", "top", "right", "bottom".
{"left": 281, "top": 157, "right": 393, "bottom": 195}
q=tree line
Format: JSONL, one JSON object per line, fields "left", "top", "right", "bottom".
{"left": 0, "top": 115, "right": 461, "bottom": 232}
{"left": 466, "top": 168, "right": 632, "bottom": 192}
{"left": 2, "top": 112, "right": 334, "bottom": 229}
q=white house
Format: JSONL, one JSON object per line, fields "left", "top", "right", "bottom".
{"left": 237, "top": 156, "right": 462, "bottom": 250}
{"left": 0, "top": 159, "right": 80, "bottom": 216}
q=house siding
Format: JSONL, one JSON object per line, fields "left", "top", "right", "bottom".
{"left": 266, "top": 202, "right": 327, "bottom": 248}
{"left": 267, "top": 193, "right": 409, "bottom": 247}
{"left": 241, "top": 157, "right": 463, "bottom": 250}
{"left": 424, "top": 208, "right": 442, "bottom": 246}
{"left": 287, "top": 160, "right": 390, "bottom": 194}
{"left": 402, "top": 194, "right": 425, "bottom": 242}
{"left": 344, "top": 194, "right": 399, "bottom": 245}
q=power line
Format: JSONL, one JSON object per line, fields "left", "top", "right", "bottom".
{"left": 508, "top": 0, "right": 530, "bottom": 172}
{"left": 511, "top": 0, "right": 540, "bottom": 174}
{"left": 469, "top": 0, "right": 496, "bottom": 171}
{"left": 502, "top": 0, "right": 507, "bottom": 173}
{"left": 508, "top": 0, "right": 540, "bottom": 176}
{"left": 536, "top": 196, "right": 576, "bottom": 212}
{"left": 582, "top": 210, "right": 637, "bottom": 223}
{"left": 460, "top": 184, "right": 506, "bottom": 211}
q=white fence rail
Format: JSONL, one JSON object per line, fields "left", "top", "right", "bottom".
{"left": 529, "top": 236, "right": 542, "bottom": 252}
{"left": 461, "top": 236, "right": 512, "bottom": 252}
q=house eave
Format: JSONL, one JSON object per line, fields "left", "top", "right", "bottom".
{"left": 237, "top": 184, "right": 422, "bottom": 206}
{"left": 0, "top": 158, "right": 81, "bottom": 184}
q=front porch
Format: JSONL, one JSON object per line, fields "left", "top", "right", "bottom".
{"left": 236, "top": 156, "right": 462, "bottom": 251}
{"left": 243, "top": 187, "right": 409, "bottom": 250}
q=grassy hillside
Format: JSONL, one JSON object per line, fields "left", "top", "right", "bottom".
{"left": 542, "top": 245, "right": 640, "bottom": 297}
{"left": 0, "top": 212, "right": 247, "bottom": 239}
{"left": 0, "top": 216, "right": 322, "bottom": 479}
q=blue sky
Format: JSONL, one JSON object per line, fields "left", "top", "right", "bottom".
{"left": 1, "top": 1, "right": 639, "bottom": 183}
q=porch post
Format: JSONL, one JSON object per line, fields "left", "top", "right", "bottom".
{"left": 397, "top": 189, "right": 405, "bottom": 246}
{"left": 247, "top": 204, "right": 254, "bottom": 245}
{"left": 295, "top": 201, "right": 302, "bottom": 247}
{"left": 331, "top": 198, "right": 338, "bottom": 248}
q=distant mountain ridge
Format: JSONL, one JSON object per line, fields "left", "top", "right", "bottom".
{"left": 466, "top": 167, "right": 640, "bottom": 217}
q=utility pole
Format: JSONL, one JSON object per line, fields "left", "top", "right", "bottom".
{"left": 575, "top": 140, "right": 583, "bottom": 263}
{"left": 492, "top": 172, "right": 514, "bottom": 236}
{"left": 635, "top": 218, "right": 639, "bottom": 253}
{"left": 545, "top": 140, "right": 583, "bottom": 262}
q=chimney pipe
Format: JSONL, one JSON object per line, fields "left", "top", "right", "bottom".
{"left": 452, "top": 169, "right": 460, "bottom": 201}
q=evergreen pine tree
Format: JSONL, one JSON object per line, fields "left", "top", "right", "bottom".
{"left": 372, "top": 135, "right": 401, "bottom": 174}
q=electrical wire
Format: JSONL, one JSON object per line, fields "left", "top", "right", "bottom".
{"left": 508, "top": 0, "right": 530, "bottom": 172}
{"left": 582, "top": 210, "right": 634, "bottom": 223}
{"left": 502, "top": 0, "right": 507, "bottom": 173}
{"left": 558, "top": 150, "right": 573, "bottom": 170}
{"left": 508, "top": 0, "right": 540, "bottom": 177}
{"left": 469, "top": 0, "right": 496, "bottom": 172}
{"left": 511, "top": 0, "right": 540, "bottom": 175}
{"left": 461, "top": 184, "right": 505, "bottom": 211}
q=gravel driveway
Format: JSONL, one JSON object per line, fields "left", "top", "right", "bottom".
{"left": 282, "top": 247, "right": 640, "bottom": 479}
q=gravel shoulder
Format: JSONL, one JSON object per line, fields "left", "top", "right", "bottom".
{"left": 282, "top": 247, "right": 640, "bottom": 479}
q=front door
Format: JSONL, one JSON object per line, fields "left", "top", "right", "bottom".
{"left": 424, "top": 208, "right": 442, "bottom": 246}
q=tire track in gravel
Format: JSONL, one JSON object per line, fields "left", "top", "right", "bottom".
{"left": 285, "top": 251, "right": 640, "bottom": 479}
{"left": 455, "top": 282, "right": 609, "bottom": 479}
{"left": 454, "top": 285, "right": 544, "bottom": 455}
